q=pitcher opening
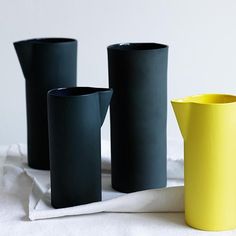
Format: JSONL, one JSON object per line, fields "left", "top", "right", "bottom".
{"left": 15, "top": 38, "right": 76, "bottom": 45}
{"left": 48, "top": 87, "right": 111, "bottom": 97}
{"left": 108, "top": 43, "right": 168, "bottom": 51}
{"left": 173, "top": 94, "right": 236, "bottom": 105}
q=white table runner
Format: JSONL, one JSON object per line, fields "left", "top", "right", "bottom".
{"left": 1, "top": 141, "right": 184, "bottom": 221}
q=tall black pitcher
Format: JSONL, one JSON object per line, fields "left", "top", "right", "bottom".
{"left": 14, "top": 38, "right": 77, "bottom": 170}
{"left": 48, "top": 87, "right": 113, "bottom": 208}
{"left": 108, "top": 43, "right": 168, "bottom": 192}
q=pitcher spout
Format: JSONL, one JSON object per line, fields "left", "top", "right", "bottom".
{"left": 13, "top": 40, "right": 33, "bottom": 79}
{"left": 171, "top": 98, "right": 191, "bottom": 139}
{"left": 99, "top": 89, "right": 113, "bottom": 126}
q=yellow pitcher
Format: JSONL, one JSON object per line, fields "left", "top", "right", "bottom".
{"left": 172, "top": 94, "right": 236, "bottom": 231}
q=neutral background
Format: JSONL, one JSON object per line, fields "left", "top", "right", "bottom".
{"left": 0, "top": 0, "right": 236, "bottom": 145}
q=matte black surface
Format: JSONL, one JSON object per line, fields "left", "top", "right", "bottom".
{"left": 14, "top": 38, "right": 77, "bottom": 170}
{"left": 48, "top": 87, "right": 112, "bottom": 208}
{"left": 108, "top": 43, "right": 168, "bottom": 193}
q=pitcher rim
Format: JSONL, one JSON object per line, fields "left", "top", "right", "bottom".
{"left": 108, "top": 42, "right": 168, "bottom": 51}
{"left": 48, "top": 87, "right": 112, "bottom": 98}
{"left": 171, "top": 93, "right": 236, "bottom": 105}
{"left": 14, "top": 38, "right": 77, "bottom": 45}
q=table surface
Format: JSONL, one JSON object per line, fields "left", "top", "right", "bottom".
{"left": 1, "top": 181, "right": 236, "bottom": 236}
{"left": 1, "top": 144, "right": 236, "bottom": 236}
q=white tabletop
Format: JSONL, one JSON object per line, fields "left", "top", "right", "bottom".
{"left": 1, "top": 191, "right": 234, "bottom": 236}
{"left": 0, "top": 143, "right": 235, "bottom": 236}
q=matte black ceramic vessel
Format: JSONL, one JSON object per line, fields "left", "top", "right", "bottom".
{"left": 108, "top": 43, "right": 168, "bottom": 193}
{"left": 14, "top": 38, "right": 77, "bottom": 170}
{"left": 47, "top": 87, "right": 112, "bottom": 208}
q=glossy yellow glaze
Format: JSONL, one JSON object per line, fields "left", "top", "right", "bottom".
{"left": 172, "top": 94, "right": 236, "bottom": 231}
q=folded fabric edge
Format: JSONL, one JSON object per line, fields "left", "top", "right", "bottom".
{"left": 28, "top": 185, "right": 184, "bottom": 221}
{"left": 1, "top": 151, "right": 20, "bottom": 187}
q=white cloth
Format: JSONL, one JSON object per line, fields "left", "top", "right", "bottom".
{"left": 0, "top": 145, "right": 8, "bottom": 184}
{"left": 1, "top": 141, "right": 236, "bottom": 235}
{"left": 1, "top": 141, "right": 184, "bottom": 221}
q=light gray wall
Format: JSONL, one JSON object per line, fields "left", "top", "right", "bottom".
{"left": 1, "top": 0, "right": 236, "bottom": 144}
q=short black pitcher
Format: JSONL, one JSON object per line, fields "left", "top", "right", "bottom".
{"left": 14, "top": 38, "right": 77, "bottom": 170}
{"left": 108, "top": 43, "right": 168, "bottom": 193}
{"left": 47, "top": 87, "right": 112, "bottom": 208}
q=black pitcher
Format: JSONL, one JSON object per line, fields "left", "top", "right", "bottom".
{"left": 47, "top": 87, "right": 113, "bottom": 208}
{"left": 14, "top": 38, "right": 77, "bottom": 170}
{"left": 108, "top": 43, "right": 168, "bottom": 193}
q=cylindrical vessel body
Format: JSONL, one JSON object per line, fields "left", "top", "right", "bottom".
{"left": 172, "top": 94, "right": 236, "bottom": 231}
{"left": 15, "top": 38, "right": 77, "bottom": 170}
{"left": 185, "top": 103, "right": 236, "bottom": 231}
{"left": 108, "top": 43, "right": 168, "bottom": 192}
{"left": 48, "top": 87, "right": 112, "bottom": 208}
